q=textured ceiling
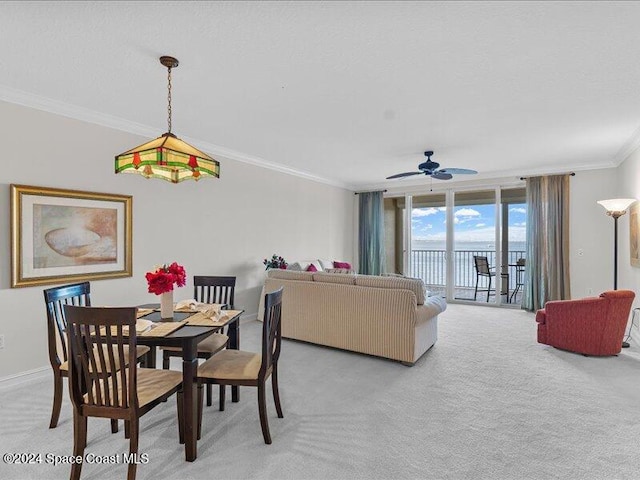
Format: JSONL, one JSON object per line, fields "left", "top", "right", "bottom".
{"left": 2, "top": 1, "right": 640, "bottom": 190}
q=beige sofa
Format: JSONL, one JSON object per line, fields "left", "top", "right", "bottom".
{"left": 258, "top": 269, "right": 446, "bottom": 365}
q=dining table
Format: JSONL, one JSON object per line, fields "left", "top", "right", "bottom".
{"left": 134, "top": 304, "right": 244, "bottom": 462}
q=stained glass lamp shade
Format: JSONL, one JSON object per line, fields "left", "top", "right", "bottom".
{"left": 114, "top": 55, "right": 220, "bottom": 183}
{"left": 115, "top": 132, "right": 220, "bottom": 183}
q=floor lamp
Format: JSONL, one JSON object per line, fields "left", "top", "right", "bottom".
{"left": 597, "top": 198, "right": 637, "bottom": 348}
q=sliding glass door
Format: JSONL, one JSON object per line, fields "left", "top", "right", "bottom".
{"left": 384, "top": 186, "right": 526, "bottom": 307}
{"left": 410, "top": 194, "right": 447, "bottom": 297}
{"left": 453, "top": 190, "right": 498, "bottom": 303}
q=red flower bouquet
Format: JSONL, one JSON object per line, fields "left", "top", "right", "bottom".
{"left": 145, "top": 262, "right": 187, "bottom": 295}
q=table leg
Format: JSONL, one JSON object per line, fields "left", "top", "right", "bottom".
{"left": 228, "top": 321, "right": 240, "bottom": 403}
{"left": 145, "top": 346, "right": 157, "bottom": 368}
{"left": 182, "top": 340, "right": 198, "bottom": 461}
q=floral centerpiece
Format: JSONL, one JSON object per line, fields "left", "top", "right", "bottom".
{"left": 263, "top": 254, "right": 287, "bottom": 270}
{"left": 146, "top": 262, "right": 186, "bottom": 318}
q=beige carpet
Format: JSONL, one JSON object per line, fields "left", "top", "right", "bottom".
{"left": 1, "top": 304, "right": 639, "bottom": 480}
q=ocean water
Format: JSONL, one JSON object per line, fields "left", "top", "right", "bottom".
{"left": 410, "top": 240, "right": 526, "bottom": 288}
{"left": 412, "top": 240, "right": 526, "bottom": 252}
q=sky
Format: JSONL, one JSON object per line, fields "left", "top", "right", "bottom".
{"left": 412, "top": 203, "right": 527, "bottom": 244}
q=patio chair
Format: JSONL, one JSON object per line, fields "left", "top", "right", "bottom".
{"left": 473, "top": 256, "right": 494, "bottom": 301}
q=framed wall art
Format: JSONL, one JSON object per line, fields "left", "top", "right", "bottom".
{"left": 630, "top": 201, "right": 640, "bottom": 268}
{"left": 11, "top": 184, "right": 132, "bottom": 288}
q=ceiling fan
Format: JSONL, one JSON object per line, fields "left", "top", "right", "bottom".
{"left": 386, "top": 151, "right": 478, "bottom": 180}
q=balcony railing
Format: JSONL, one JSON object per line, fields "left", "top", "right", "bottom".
{"left": 410, "top": 249, "right": 526, "bottom": 302}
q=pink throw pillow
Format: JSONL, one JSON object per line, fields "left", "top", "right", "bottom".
{"left": 306, "top": 263, "right": 318, "bottom": 272}
{"left": 333, "top": 261, "right": 352, "bottom": 269}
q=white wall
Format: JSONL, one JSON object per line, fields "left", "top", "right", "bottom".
{"left": 616, "top": 145, "right": 640, "bottom": 305}
{"left": 569, "top": 167, "right": 620, "bottom": 298}
{"left": 0, "top": 101, "right": 354, "bottom": 377}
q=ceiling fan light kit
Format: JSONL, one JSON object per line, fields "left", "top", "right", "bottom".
{"left": 386, "top": 151, "right": 477, "bottom": 181}
{"left": 115, "top": 56, "right": 220, "bottom": 183}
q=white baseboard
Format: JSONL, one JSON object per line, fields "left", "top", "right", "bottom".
{"left": 0, "top": 366, "right": 49, "bottom": 389}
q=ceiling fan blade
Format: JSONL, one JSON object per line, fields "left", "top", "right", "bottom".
{"left": 386, "top": 171, "right": 424, "bottom": 179}
{"left": 438, "top": 168, "right": 478, "bottom": 175}
{"left": 431, "top": 172, "right": 453, "bottom": 180}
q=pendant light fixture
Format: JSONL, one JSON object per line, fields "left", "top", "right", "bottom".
{"left": 115, "top": 56, "right": 220, "bottom": 183}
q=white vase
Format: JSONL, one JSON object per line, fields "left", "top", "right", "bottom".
{"left": 160, "top": 290, "right": 174, "bottom": 319}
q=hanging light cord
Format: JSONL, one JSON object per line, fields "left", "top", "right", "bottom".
{"left": 167, "top": 65, "right": 173, "bottom": 133}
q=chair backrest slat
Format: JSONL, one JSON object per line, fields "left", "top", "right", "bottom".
{"left": 260, "top": 287, "right": 283, "bottom": 377}
{"left": 64, "top": 306, "right": 137, "bottom": 413}
{"left": 193, "top": 276, "right": 236, "bottom": 309}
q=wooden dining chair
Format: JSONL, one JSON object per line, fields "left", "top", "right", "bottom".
{"left": 64, "top": 305, "right": 184, "bottom": 480}
{"left": 161, "top": 275, "right": 235, "bottom": 407}
{"left": 197, "top": 287, "right": 284, "bottom": 444}
{"left": 43, "top": 282, "right": 149, "bottom": 430}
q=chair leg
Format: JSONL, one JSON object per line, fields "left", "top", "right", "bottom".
{"left": 197, "top": 383, "right": 203, "bottom": 441}
{"left": 124, "top": 420, "right": 130, "bottom": 439}
{"left": 70, "top": 411, "right": 87, "bottom": 480}
{"left": 473, "top": 275, "right": 479, "bottom": 301}
{"left": 127, "top": 418, "right": 139, "bottom": 480}
{"left": 206, "top": 383, "right": 212, "bottom": 408}
{"left": 49, "top": 370, "right": 63, "bottom": 428}
{"left": 258, "top": 382, "right": 272, "bottom": 444}
{"left": 162, "top": 351, "right": 170, "bottom": 370}
{"left": 271, "top": 367, "right": 283, "bottom": 419}
{"left": 487, "top": 276, "right": 492, "bottom": 302}
{"left": 177, "top": 388, "right": 184, "bottom": 444}
{"left": 219, "top": 384, "right": 226, "bottom": 412}
{"left": 111, "top": 419, "right": 119, "bottom": 434}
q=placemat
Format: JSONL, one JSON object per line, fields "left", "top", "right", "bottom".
{"left": 174, "top": 303, "right": 224, "bottom": 313}
{"left": 140, "top": 320, "right": 187, "bottom": 337}
{"left": 136, "top": 308, "right": 154, "bottom": 318}
{"left": 100, "top": 318, "right": 154, "bottom": 337}
{"left": 186, "top": 310, "right": 242, "bottom": 327}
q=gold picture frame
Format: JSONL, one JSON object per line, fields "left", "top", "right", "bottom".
{"left": 11, "top": 184, "right": 132, "bottom": 288}
{"left": 630, "top": 202, "right": 640, "bottom": 267}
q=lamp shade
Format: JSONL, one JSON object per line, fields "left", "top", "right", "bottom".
{"left": 597, "top": 198, "right": 636, "bottom": 215}
{"left": 115, "top": 132, "right": 220, "bottom": 183}
{"left": 114, "top": 55, "right": 221, "bottom": 184}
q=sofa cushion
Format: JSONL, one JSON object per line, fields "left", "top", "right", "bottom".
{"left": 355, "top": 275, "right": 426, "bottom": 305}
{"left": 287, "top": 262, "right": 304, "bottom": 271}
{"left": 306, "top": 263, "right": 318, "bottom": 272}
{"left": 312, "top": 272, "right": 357, "bottom": 285}
{"left": 267, "top": 269, "right": 315, "bottom": 281}
{"left": 333, "top": 261, "right": 352, "bottom": 269}
{"left": 288, "top": 260, "right": 323, "bottom": 272}
{"left": 325, "top": 268, "right": 355, "bottom": 274}
{"left": 318, "top": 259, "right": 334, "bottom": 270}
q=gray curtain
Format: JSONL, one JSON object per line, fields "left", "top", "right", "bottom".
{"left": 358, "top": 191, "right": 386, "bottom": 275}
{"left": 522, "top": 174, "right": 571, "bottom": 311}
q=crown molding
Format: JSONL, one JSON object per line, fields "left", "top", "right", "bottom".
{"left": 0, "top": 84, "right": 350, "bottom": 190}
{"left": 614, "top": 123, "right": 640, "bottom": 165}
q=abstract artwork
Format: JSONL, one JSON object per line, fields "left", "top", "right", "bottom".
{"left": 11, "top": 185, "right": 132, "bottom": 287}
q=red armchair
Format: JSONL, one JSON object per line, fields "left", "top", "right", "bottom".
{"left": 535, "top": 290, "right": 635, "bottom": 356}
